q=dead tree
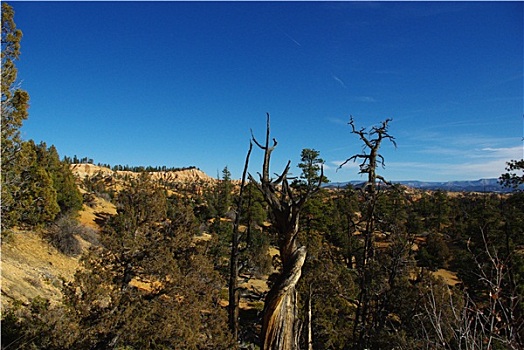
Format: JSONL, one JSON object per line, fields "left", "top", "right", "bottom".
{"left": 338, "top": 116, "right": 396, "bottom": 349}
{"left": 339, "top": 116, "right": 396, "bottom": 194}
{"left": 250, "top": 113, "right": 322, "bottom": 350}
{"left": 420, "top": 228, "right": 523, "bottom": 349}
{"left": 228, "top": 141, "right": 253, "bottom": 342}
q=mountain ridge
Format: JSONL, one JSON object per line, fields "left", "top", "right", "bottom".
{"left": 325, "top": 178, "right": 519, "bottom": 193}
{"left": 71, "top": 164, "right": 519, "bottom": 193}
{"left": 70, "top": 163, "right": 215, "bottom": 184}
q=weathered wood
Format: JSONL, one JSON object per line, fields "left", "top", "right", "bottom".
{"left": 228, "top": 141, "right": 253, "bottom": 341}
{"left": 261, "top": 246, "right": 306, "bottom": 350}
{"left": 250, "top": 113, "right": 322, "bottom": 350}
{"left": 307, "top": 283, "right": 313, "bottom": 350}
{"left": 339, "top": 116, "right": 396, "bottom": 349}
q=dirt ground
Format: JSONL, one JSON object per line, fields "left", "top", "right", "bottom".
{"left": 1, "top": 194, "right": 116, "bottom": 311}
{"left": 432, "top": 268, "right": 461, "bottom": 286}
{"left": 1, "top": 230, "right": 80, "bottom": 310}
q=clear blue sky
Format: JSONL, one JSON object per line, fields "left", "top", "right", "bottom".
{"left": 12, "top": 1, "right": 523, "bottom": 182}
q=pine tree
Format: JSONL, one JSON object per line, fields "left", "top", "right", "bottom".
{"left": 500, "top": 159, "right": 524, "bottom": 189}
{"left": 61, "top": 174, "right": 234, "bottom": 349}
{"left": 1, "top": 2, "right": 28, "bottom": 155}
{"left": 1, "top": 2, "right": 30, "bottom": 230}
{"left": 294, "top": 148, "right": 329, "bottom": 192}
{"left": 217, "top": 166, "right": 233, "bottom": 217}
{"left": 36, "top": 143, "right": 83, "bottom": 214}
{"left": 16, "top": 141, "right": 60, "bottom": 226}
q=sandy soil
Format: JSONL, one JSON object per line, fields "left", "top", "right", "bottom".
{"left": 1, "top": 230, "right": 80, "bottom": 310}
{"left": 1, "top": 188, "right": 117, "bottom": 311}
{"left": 433, "top": 268, "right": 461, "bottom": 286}
{"left": 77, "top": 193, "right": 117, "bottom": 229}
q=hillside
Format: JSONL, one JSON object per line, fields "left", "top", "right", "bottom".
{"left": 1, "top": 166, "right": 216, "bottom": 311}
{"left": 70, "top": 163, "right": 215, "bottom": 184}
{"left": 0, "top": 165, "right": 468, "bottom": 312}
{"left": 1, "top": 194, "right": 118, "bottom": 311}
{"left": 2, "top": 162, "right": 521, "bottom": 349}
{"left": 1, "top": 230, "right": 81, "bottom": 310}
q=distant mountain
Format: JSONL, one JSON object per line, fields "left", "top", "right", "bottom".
{"left": 325, "top": 178, "right": 520, "bottom": 193}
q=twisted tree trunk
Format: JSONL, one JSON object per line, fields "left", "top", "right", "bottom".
{"left": 261, "top": 245, "right": 306, "bottom": 350}
{"left": 250, "top": 113, "right": 321, "bottom": 350}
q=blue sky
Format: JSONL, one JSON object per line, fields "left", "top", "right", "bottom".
{"left": 12, "top": 1, "right": 523, "bottom": 182}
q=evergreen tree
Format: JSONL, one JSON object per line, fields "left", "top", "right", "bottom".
{"left": 2, "top": 177, "right": 235, "bottom": 348}
{"left": 240, "top": 182, "right": 267, "bottom": 229}
{"left": 16, "top": 141, "right": 60, "bottom": 226}
{"left": 417, "top": 232, "right": 450, "bottom": 271}
{"left": 217, "top": 166, "right": 233, "bottom": 217}
{"left": 297, "top": 190, "right": 358, "bottom": 349}
{"left": 293, "top": 148, "right": 329, "bottom": 192}
{"left": 61, "top": 174, "right": 234, "bottom": 349}
{"left": 1, "top": 2, "right": 28, "bottom": 158}
{"left": 500, "top": 159, "right": 524, "bottom": 189}
{"left": 112, "top": 172, "right": 167, "bottom": 233}
{"left": 239, "top": 182, "right": 271, "bottom": 276}
{"left": 326, "top": 185, "right": 361, "bottom": 268}
{"left": 1, "top": 2, "right": 30, "bottom": 230}
{"left": 36, "top": 142, "right": 83, "bottom": 214}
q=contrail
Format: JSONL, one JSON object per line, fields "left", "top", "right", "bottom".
{"left": 332, "top": 74, "right": 347, "bottom": 89}
{"left": 283, "top": 31, "right": 302, "bottom": 47}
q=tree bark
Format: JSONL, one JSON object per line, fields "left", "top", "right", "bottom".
{"left": 228, "top": 141, "right": 253, "bottom": 341}
{"left": 250, "top": 113, "right": 321, "bottom": 350}
{"left": 261, "top": 245, "right": 306, "bottom": 350}
{"left": 307, "top": 283, "right": 313, "bottom": 350}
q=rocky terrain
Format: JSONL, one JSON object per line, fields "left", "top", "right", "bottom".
{"left": 71, "top": 163, "right": 215, "bottom": 184}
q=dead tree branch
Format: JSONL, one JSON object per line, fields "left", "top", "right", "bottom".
{"left": 249, "top": 113, "right": 322, "bottom": 350}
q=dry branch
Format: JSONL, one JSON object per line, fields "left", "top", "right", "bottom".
{"left": 249, "top": 113, "right": 322, "bottom": 350}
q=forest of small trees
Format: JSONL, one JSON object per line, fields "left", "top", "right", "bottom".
{"left": 2, "top": 3, "right": 523, "bottom": 349}
{"left": 61, "top": 154, "right": 200, "bottom": 173}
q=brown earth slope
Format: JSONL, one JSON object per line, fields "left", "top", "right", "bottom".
{"left": 1, "top": 230, "right": 80, "bottom": 310}
{"left": 1, "top": 165, "right": 215, "bottom": 311}
{"left": 1, "top": 195, "right": 117, "bottom": 311}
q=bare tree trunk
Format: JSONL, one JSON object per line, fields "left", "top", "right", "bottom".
{"left": 258, "top": 198, "right": 307, "bottom": 350}
{"left": 229, "top": 142, "right": 253, "bottom": 342}
{"left": 261, "top": 245, "right": 306, "bottom": 350}
{"left": 307, "top": 283, "right": 313, "bottom": 350}
{"left": 339, "top": 117, "right": 395, "bottom": 349}
{"left": 250, "top": 113, "right": 322, "bottom": 350}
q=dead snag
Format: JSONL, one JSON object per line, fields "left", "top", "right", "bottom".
{"left": 228, "top": 141, "right": 253, "bottom": 341}
{"left": 338, "top": 116, "right": 396, "bottom": 349}
{"left": 250, "top": 113, "right": 322, "bottom": 350}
